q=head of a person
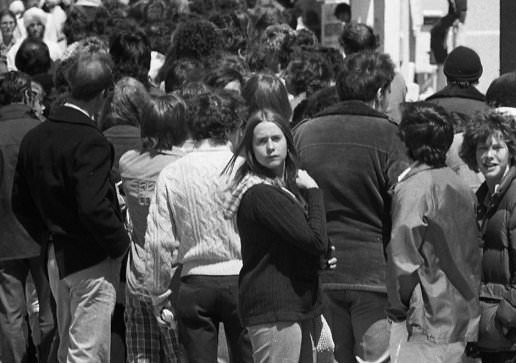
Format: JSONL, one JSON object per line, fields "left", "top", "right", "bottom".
{"left": 186, "top": 89, "right": 242, "bottom": 145}
{"left": 110, "top": 76, "right": 149, "bottom": 127}
{"left": 8, "top": 1, "right": 25, "bottom": 18}
{"left": 23, "top": 7, "right": 47, "bottom": 39}
{"left": 0, "top": 70, "right": 32, "bottom": 105}
{"left": 0, "top": 10, "right": 17, "bottom": 41}
{"left": 242, "top": 73, "right": 292, "bottom": 123}
{"left": 486, "top": 72, "right": 516, "bottom": 108}
{"left": 204, "top": 65, "right": 244, "bottom": 94}
{"left": 443, "top": 46, "right": 483, "bottom": 87}
{"left": 209, "top": 11, "right": 249, "bottom": 55}
{"left": 334, "top": 3, "right": 351, "bottom": 23}
{"left": 258, "top": 24, "right": 296, "bottom": 72}
{"left": 163, "top": 58, "right": 204, "bottom": 93}
{"left": 25, "top": 0, "right": 40, "bottom": 9}
{"left": 109, "top": 29, "right": 151, "bottom": 87}
{"left": 67, "top": 51, "right": 114, "bottom": 104}
{"left": 292, "top": 28, "right": 319, "bottom": 50}
{"left": 461, "top": 111, "right": 516, "bottom": 186}
{"left": 336, "top": 50, "right": 394, "bottom": 111}
{"left": 339, "top": 22, "right": 377, "bottom": 55}
{"left": 284, "top": 49, "right": 333, "bottom": 97}
{"left": 140, "top": 93, "right": 188, "bottom": 154}
{"left": 144, "top": 0, "right": 166, "bottom": 22}
{"left": 15, "top": 37, "right": 51, "bottom": 76}
{"left": 399, "top": 102, "right": 453, "bottom": 167}
{"left": 169, "top": 20, "right": 222, "bottom": 62}
{"left": 230, "top": 108, "right": 298, "bottom": 187}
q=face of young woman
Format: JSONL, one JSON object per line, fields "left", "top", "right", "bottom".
{"left": 476, "top": 133, "right": 511, "bottom": 186}
{"left": 252, "top": 121, "right": 287, "bottom": 177}
{"left": 0, "top": 14, "right": 15, "bottom": 40}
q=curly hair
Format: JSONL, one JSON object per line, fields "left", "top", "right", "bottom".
{"left": 460, "top": 110, "right": 516, "bottom": 172}
{"left": 284, "top": 49, "right": 333, "bottom": 97}
{"left": 336, "top": 51, "right": 394, "bottom": 102}
{"left": 169, "top": 20, "right": 223, "bottom": 62}
{"left": 259, "top": 24, "right": 296, "bottom": 71}
{"left": 163, "top": 58, "right": 204, "bottom": 93}
{"left": 0, "top": 71, "right": 31, "bottom": 105}
{"left": 399, "top": 102, "right": 453, "bottom": 167}
{"left": 209, "top": 11, "right": 249, "bottom": 54}
{"left": 186, "top": 89, "right": 243, "bottom": 144}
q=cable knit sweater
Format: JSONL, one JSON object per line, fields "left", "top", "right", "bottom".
{"left": 144, "top": 141, "right": 243, "bottom": 304}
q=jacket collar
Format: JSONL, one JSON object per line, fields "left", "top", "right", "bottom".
{"left": 0, "top": 103, "right": 34, "bottom": 121}
{"left": 477, "top": 166, "right": 516, "bottom": 221}
{"left": 48, "top": 105, "right": 98, "bottom": 129}
{"left": 426, "top": 84, "right": 485, "bottom": 102}
{"left": 314, "top": 100, "right": 387, "bottom": 119}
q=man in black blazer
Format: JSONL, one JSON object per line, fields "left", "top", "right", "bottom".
{"left": 12, "top": 51, "right": 130, "bottom": 363}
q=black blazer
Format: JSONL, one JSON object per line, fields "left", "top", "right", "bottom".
{"left": 12, "top": 105, "right": 130, "bottom": 278}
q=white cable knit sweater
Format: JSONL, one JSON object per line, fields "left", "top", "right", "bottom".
{"left": 144, "top": 141, "right": 242, "bottom": 302}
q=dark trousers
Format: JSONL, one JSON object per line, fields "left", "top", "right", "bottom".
{"left": 0, "top": 256, "right": 57, "bottom": 363}
{"left": 322, "top": 289, "right": 390, "bottom": 363}
{"left": 176, "top": 275, "right": 253, "bottom": 363}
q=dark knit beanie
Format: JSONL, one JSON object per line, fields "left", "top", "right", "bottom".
{"left": 444, "top": 46, "right": 483, "bottom": 82}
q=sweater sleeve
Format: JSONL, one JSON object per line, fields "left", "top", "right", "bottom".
{"left": 245, "top": 184, "right": 328, "bottom": 256}
{"left": 144, "top": 170, "right": 178, "bottom": 306}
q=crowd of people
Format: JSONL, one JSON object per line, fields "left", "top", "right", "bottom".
{"left": 1, "top": 0, "right": 516, "bottom": 362}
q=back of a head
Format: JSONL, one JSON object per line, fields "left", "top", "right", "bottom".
{"left": 336, "top": 51, "right": 394, "bottom": 102}
{"left": 164, "top": 58, "right": 204, "bottom": 93}
{"left": 169, "top": 20, "right": 222, "bottom": 62}
{"left": 443, "top": 46, "right": 483, "bottom": 85}
{"left": 68, "top": 51, "right": 114, "bottom": 102}
{"left": 141, "top": 93, "right": 188, "bottom": 152}
{"left": 186, "top": 89, "right": 242, "bottom": 144}
{"left": 400, "top": 101, "right": 453, "bottom": 167}
{"left": 110, "top": 76, "right": 149, "bottom": 127}
{"left": 15, "top": 37, "right": 51, "bottom": 76}
{"left": 0, "top": 71, "right": 31, "bottom": 105}
{"left": 486, "top": 72, "right": 516, "bottom": 108}
{"left": 284, "top": 49, "right": 333, "bottom": 97}
{"left": 339, "top": 22, "right": 377, "bottom": 55}
{"left": 242, "top": 72, "right": 292, "bottom": 123}
{"left": 109, "top": 29, "right": 151, "bottom": 86}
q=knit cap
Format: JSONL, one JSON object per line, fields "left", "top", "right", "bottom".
{"left": 444, "top": 46, "right": 483, "bottom": 82}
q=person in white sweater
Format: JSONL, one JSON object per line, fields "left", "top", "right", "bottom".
{"left": 144, "top": 90, "right": 253, "bottom": 363}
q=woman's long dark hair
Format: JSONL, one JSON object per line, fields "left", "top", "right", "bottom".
{"left": 224, "top": 108, "right": 300, "bottom": 196}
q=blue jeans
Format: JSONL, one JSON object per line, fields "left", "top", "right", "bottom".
{"left": 0, "top": 256, "right": 57, "bottom": 363}
{"left": 247, "top": 319, "right": 317, "bottom": 363}
{"left": 176, "top": 275, "right": 253, "bottom": 363}
{"left": 322, "top": 289, "right": 390, "bottom": 362}
{"left": 47, "top": 244, "right": 120, "bottom": 363}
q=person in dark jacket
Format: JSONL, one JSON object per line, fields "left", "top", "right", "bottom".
{"left": 12, "top": 50, "right": 130, "bottom": 363}
{"left": 0, "top": 71, "right": 57, "bottom": 363}
{"left": 387, "top": 102, "right": 480, "bottom": 363}
{"left": 224, "top": 108, "right": 330, "bottom": 362}
{"left": 461, "top": 110, "right": 516, "bottom": 362}
{"left": 293, "top": 50, "right": 409, "bottom": 363}
{"left": 427, "top": 45, "right": 488, "bottom": 192}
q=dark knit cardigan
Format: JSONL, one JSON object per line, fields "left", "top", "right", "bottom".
{"left": 236, "top": 184, "right": 328, "bottom": 327}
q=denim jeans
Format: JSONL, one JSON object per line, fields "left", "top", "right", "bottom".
{"left": 176, "top": 275, "right": 253, "bottom": 363}
{"left": 47, "top": 244, "right": 120, "bottom": 363}
{"left": 322, "top": 289, "right": 390, "bottom": 362}
{"left": 0, "top": 256, "right": 57, "bottom": 363}
{"left": 247, "top": 319, "right": 317, "bottom": 363}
